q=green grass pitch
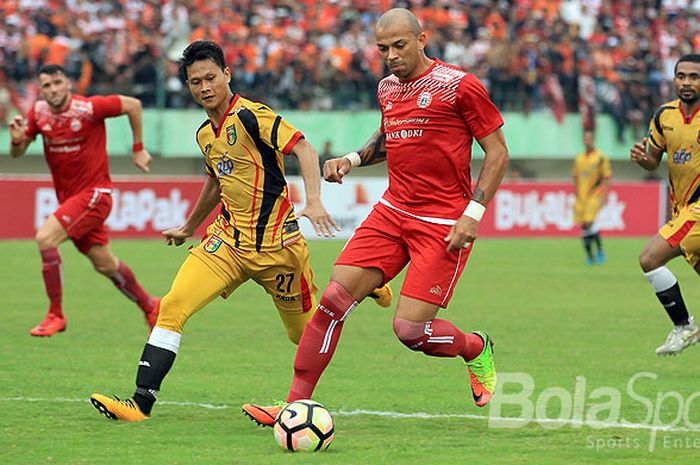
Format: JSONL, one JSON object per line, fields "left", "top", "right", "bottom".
{"left": 1, "top": 237, "right": 699, "bottom": 464}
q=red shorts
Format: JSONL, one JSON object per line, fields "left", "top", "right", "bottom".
{"left": 54, "top": 188, "right": 112, "bottom": 254}
{"left": 336, "top": 203, "right": 472, "bottom": 308}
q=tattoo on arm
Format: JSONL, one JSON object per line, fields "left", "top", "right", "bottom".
{"left": 357, "top": 129, "right": 387, "bottom": 166}
{"left": 471, "top": 188, "right": 485, "bottom": 204}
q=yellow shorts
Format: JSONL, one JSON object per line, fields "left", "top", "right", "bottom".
{"left": 156, "top": 234, "right": 318, "bottom": 344}
{"left": 659, "top": 203, "right": 700, "bottom": 267}
{"left": 573, "top": 195, "right": 603, "bottom": 225}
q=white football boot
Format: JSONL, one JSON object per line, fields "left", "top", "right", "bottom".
{"left": 655, "top": 316, "right": 700, "bottom": 356}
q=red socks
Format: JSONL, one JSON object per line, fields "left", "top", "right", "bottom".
{"left": 393, "top": 318, "right": 484, "bottom": 361}
{"left": 110, "top": 262, "right": 154, "bottom": 313}
{"left": 287, "top": 281, "right": 357, "bottom": 402}
{"left": 40, "top": 248, "right": 63, "bottom": 318}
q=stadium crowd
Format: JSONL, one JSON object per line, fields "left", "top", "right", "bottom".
{"left": 1, "top": 0, "right": 699, "bottom": 139}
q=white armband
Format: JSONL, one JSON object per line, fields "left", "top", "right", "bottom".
{"left": 463, "top": 200, "right": 486, "bottom": 222}
{"left": 342, "top": 151, "right": 361, "bottom": 167}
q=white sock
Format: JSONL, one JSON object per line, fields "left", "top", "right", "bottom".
{"left": 147, "top": 327, "right": 182, "bottom": 354}
{"left": 643, "top": 266, "right": 677, "bottom": 293}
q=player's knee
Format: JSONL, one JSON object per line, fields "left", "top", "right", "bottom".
{"left": 94, "top": 260, "right": 117, "bottom": 275}
{"left": 35, "top": 229, "right": 55, "bottom": 249}
{"left": 155, "top": 293, "right": 186, "bottom": 333}
{"left": 393, "top": 318, "right": 427, "bottom": 350}
{"left": 639, "top": 249, "right": 657, "bottom": 272}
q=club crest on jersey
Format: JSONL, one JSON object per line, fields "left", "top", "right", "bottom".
{"left": 226, "top": 124, "right": 237, "bottom": 145}
{"left": 385, "top": 101, "right": 393, "bottom": 111}
{"left": 70, "top": 118, "right": 81, "bottom": 132}
{"left": 416, "top": 92, "right": 432, "bottom": 108}
{"left": 204, "top": 235, "right": 223, "bottom": 253}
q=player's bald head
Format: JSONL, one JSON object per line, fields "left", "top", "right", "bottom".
{"left": 376, "top": 8, "right": 422, "bottom": 36}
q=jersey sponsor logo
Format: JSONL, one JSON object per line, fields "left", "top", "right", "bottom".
{"left": 48, "top": 145, "right": 81, "bottom": 153}
{"left": 70, "top": 118, "right": 81, "bottom": 132}
{"left": 385, "top": 129, "right": 424, "bottom": 140}
{"left": 216, "top": 156, "right": 234, "bottom": 176}
{"left": 275, "top": 294, "right": 297, "bottom": 302}
{"left": 138, "top": 360, "right": 151, "bottom": 367}
{"left": 416, "top": 91, "right": 432, "bottom": 108}
{"left": 204, "top": 235, "right": 223, "bottom": 253}
{"left": 662, "top": 125, "right": 674, "bottom": 131}
{"left": 383, "top": 116, "right": 430, "bottom": 130}
{"left": 672, "top": 148, "right": 692, "bottom": 165}
{"left": 226, "top": 124, "right": 237, "bottom": 145}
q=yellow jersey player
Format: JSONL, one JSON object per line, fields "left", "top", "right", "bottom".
{"left": 572, "top": 129, "right": 611, "bottom": 264}
{"left": 630, "top": 53, "right": 700, "bottom": 356}
{"left": 89, "top": 40, "right": 392, "bottom": 421}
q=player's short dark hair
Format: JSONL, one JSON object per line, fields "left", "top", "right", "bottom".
{"left": 178, "top": 40, "right": 226, "bottom": 81}
{"left": 37, "top": 64, "right": 66, "bottom": 77}
{"left": 675, "top": 54, "right": 700, "bottom": 74}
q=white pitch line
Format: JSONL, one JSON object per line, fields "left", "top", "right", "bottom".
{"left": 2, "top": 397, "right": 699, "bottom": 433}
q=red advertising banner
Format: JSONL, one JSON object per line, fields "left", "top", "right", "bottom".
{"left": 478, "top": 181, "right": 667, "bottom": 237}
{"left": 0, "top": 176, "right": 217, "bottom": 239}
{"left": 0, "top": 176, "right": 666, "bottom": 239}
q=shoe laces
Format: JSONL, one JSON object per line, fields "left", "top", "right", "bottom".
{"left": 113, "top": 396, "right": 140, "bottom": 410}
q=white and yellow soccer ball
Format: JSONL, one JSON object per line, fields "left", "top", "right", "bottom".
{"left": 273, "top": 399, "right": 335, "bottom": 452}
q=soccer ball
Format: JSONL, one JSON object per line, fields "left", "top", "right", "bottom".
{"left": 273, "top": 399, "right": 335, "bottom": 452}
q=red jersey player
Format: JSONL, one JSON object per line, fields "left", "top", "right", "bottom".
{"left": 8, "top": 64, "right": 160, "bottom": 337}
{"left": 242, "top": 8, "right": 509, "bottom": 425}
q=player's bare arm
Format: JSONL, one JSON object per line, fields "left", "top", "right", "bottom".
{"left": 445, "top": 128, "right": 509, "bottom": 251}
{"left": 8, "top": 115, "right": 31, "bottom": 158}
{"left": 118, "top": 95, "right": 152, "bottom": 173}
{"left": 291, "top": 138, "right": 340, "bottom": 237}
{"left": 323, "top": 129, "right": 386, "bottom": 184}
{"left": 163, "top": 175, "right": 221, "bottom": 246}
{"left": 630, "top": 137, "right": 663, "bottom": 171}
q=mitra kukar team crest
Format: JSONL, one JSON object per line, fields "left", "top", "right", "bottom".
{"left": 204, "top": 235, "right": 223, "bottom": 253}
{"left": 226, "top": 124, "right": 237, "bottom": 145}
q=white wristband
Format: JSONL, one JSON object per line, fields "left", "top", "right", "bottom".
{"left": 463, "top": 200, "right": 486, "bottom": 222}
{"left": 343, "top": 151, "right": 361, "bottom": 167}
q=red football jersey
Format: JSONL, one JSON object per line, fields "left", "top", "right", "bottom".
{"left": 377, "top": 59, "right": 504, "bottom": 222}
{"left": 26, "top": 95, "right": 122, "bottom": 202}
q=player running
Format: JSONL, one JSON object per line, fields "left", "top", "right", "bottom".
{"left": 9, "top": 64, "right": 159, "bottom": 337}
{"left": 572, "top": 129, "right": 611, "bottom": 265}
{"left": 630, "top": 54, "right": 700, "bottom": 356}
{"left": 242, "top": 8, "right": 509, "bottom": 426}
{"left": 89, "top": 41, "right": 391, "bottom": 421}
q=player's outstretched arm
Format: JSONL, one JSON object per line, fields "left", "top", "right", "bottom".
{"left": 8, "top": 115, "right": 30, "bottom": 158}
{"left": 118, "top": 95, "right": 152, "bottom": 173}
{"left": 291, "top": 138, "right": 340, "bottom": 237}
{"left": 630, "top": 137, "right": 663, "bottom": 171}
{"left": 323, "top": 128, "right": 386, "bottom": 184}
{"left": 162, "top": 176, "right": 221, "bottom": 246}
{"left": 445, "top": 128, "right": 509, "bottom": 251}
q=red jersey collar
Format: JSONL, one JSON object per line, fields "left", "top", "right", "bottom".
{"left": 678, "top": 101, "right": 700, "bottom": 124}
{"left": 212, "top": 94, "right": 239, "bottom": 137}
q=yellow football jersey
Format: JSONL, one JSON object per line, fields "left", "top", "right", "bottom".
{"left": 572, "top": 149, "right": 612, "bottom": 199}
{"left": 196, "top": 94, "right": 304, "bottom": 252}
{"left": 648, "top": 99, "right": 700, "bottom": 212}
